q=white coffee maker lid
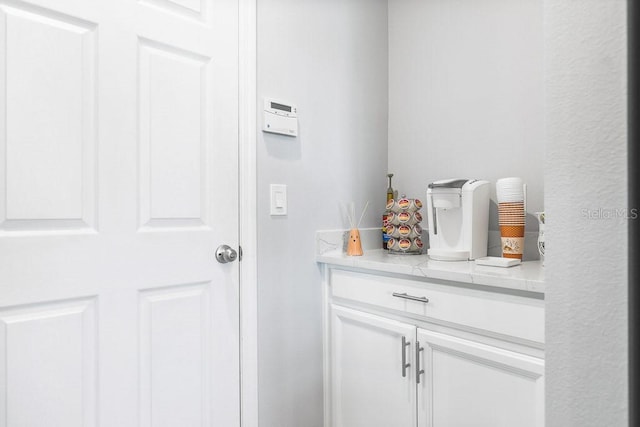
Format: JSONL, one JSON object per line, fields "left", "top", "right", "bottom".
{"left": 428, "top": 178, "right": 469, "bottom": 189}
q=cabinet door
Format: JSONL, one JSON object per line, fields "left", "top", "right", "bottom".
{"left": 416, "top": 329, "right": 544, "bottom": 427}
{"left": 330, "top": 305, "right": 417, "bottom": 427}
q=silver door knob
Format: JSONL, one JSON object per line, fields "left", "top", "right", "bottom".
{"left": 215, "top": 245, "right": 238, "bottom": 263}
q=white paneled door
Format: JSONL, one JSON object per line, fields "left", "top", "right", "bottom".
{"left": 0, "top": 0, "right": 240, "bottom": 426}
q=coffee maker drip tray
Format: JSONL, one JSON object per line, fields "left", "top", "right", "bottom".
{"left": 427, "top": 248, "right": 470, "bottom": 261}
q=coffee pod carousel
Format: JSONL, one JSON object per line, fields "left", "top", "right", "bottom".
{"left": 384, "top": 196, "right": 424, "bottom": 255}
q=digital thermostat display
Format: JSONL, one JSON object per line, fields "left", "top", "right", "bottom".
{"left": 263, "top": 98, "right": 298, "bottom": 137}
{"left": 270, "top": 101, "right": 291, "bottom": 113}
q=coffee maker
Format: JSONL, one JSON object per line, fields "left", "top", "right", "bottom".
{"left": 426, "top": 179, "right": 490, "bottom": 261}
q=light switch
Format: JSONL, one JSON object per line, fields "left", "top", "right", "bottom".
{"left": 270, "top": 184, "right": 287, "bottom": 216}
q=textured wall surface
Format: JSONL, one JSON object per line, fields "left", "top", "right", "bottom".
{"left": 256, "top": 1, "right": 388, "bottom": 426}
{"left": 388, "top": 0, "right": 544, "bottom": 224}
{"left": 544, "top": 1, "right": 628, "bottom": 426}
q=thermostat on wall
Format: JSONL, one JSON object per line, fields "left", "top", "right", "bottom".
{"left": 263, "top": 98, "right": 298, "bottom": 137}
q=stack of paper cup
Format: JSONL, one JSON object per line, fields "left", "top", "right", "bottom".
{"left": 496, "top": 177, "right": 526, "bottom": 259}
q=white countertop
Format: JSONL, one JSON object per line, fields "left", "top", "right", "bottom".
{"left": 316, "top": 229, "right": 544, "bottom": 294}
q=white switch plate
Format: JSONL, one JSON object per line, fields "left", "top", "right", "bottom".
{"left": 270, "top": 184, "right": 287, "bottom": 216}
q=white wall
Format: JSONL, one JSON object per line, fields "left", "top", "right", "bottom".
{"left": 388, "top": 0, "right": 544, "bottom": 230}
{"left": 257, "top": 2, "right": 629, "bottom": 426}
{"left": 257, "top": 1, "right": 388, "bottom": 426}
{"left": 545, "top": 1, "right": 628, "bottom": 425}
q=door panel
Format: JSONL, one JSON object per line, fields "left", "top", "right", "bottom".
{"left": 417, "top": 329, "right": 544, "bottom": 427}
{"left": 0, "top": 298, "right": 97, "bottom": 427}
{"left": 138, "top": 38, "right": 211, "bottom": 230}
{"left": 140, "top": 0, "right": 207, "bottom": 22}
{"left": 0, "top": 0, "right": 239, "bottom": 425}
{"left": 139, "top": 283, "right": 212, "bottom": 427}
{"left": 0, "top": 2, "right": 97, "bottom": 232}
{"left": 331, "top": 305, "right": 417, "bottom": 427}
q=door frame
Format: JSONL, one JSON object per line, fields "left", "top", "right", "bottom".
{"left": 239, "top": 0, "right": 258, "bottom": 426}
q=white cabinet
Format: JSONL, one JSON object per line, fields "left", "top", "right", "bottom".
{"left": 416, "top": 329, "right": 544, "bottom": 427}
{"left": 324, "top": 267, "right": 544, "bottom": 427}
{"left": 331, "top": 305, "right": 416, "bottom": 427}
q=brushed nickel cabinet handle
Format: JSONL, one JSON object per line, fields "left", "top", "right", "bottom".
{"left": 393, "top": 292, "right": 429, "bottom": 304}
{"left": 416, "top": 341, "right": 425, "bottom": 384}
{"left": 401, "top": 336, "right": 411, "bottom": 377}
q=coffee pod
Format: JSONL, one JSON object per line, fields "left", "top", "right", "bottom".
{"left": 387, "top": 238, "right": 399, "bottom": 250}
{"left": 382, "top": 217, "right": 390, "bottom": 228}
{"left": 386, "top": 199, "right": 402, "bottom": 213}
{"left": 398, "top": 198, "right": 411, "bottom": 211}
{"left": 397, "top": 211, "right": 411, "bottom": 225}
{"left": 386, "top": 199, "right": 395, "bottom": 211}
{"left": 398, "top": 238, "right": 412, "bottom": 251}
{"left": 387, "top": 212, "right": 400, "bottom": 225}
{"left": 398, "top": 224, "right": 411, "bottom": 237}
{"left": 406, "top": 198, "right": 423, "bottom": 212}
{"left": 409, "top": 224, "right": 423, "bottom": 239}
{"left": 386, "top": 224, "right": 398, "bottom": 238}
{"left": 399, "top": 211, "right": 424, "bottom": 226}
{"left": 410, "top": 237, "right": 424, "bottom": 251}
{"left": 397, "top": 197, "right": 423, "bottom": 213}
{"left": 403, "top": 212, "right": 420, "bottom": 226}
